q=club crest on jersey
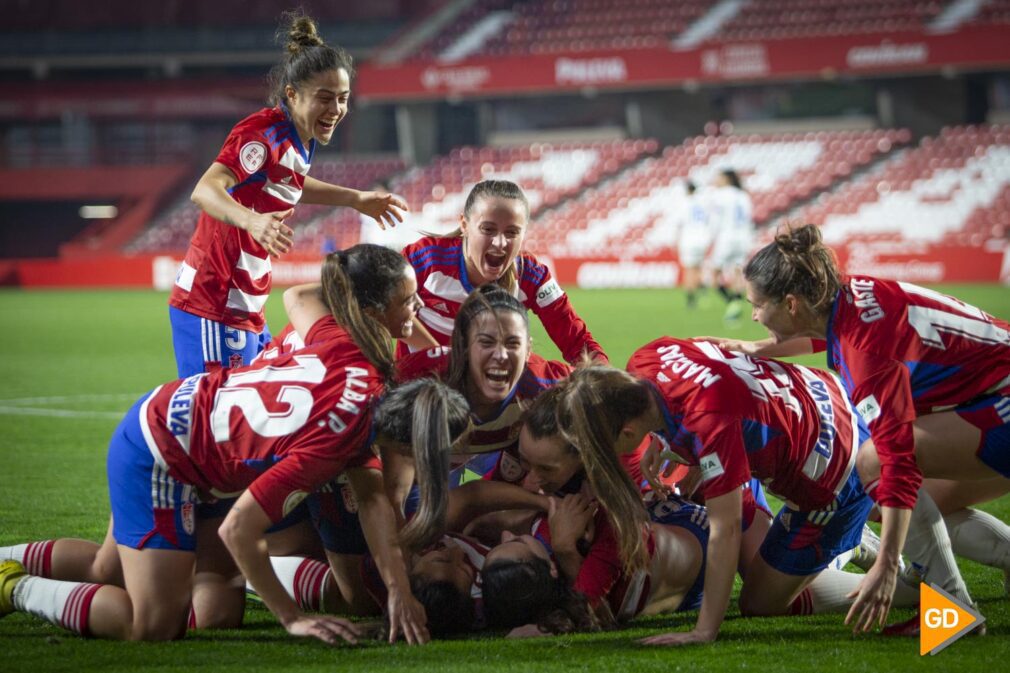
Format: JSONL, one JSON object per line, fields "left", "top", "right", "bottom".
{"left": 240, "top": 141, "right": 268, "bottom": 173}
{"left": 498, "top": 451, "right": 524, "bottom": 483}
{"left": 282, "top": 490, "right": 308, "bottom": 517}
{"left": 180, "top": 502, "right": 195, "bottom": 535}
{"left": 340, "top": 484, "right": 359, "bottom": 513}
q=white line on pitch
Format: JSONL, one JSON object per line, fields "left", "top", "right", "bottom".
{"left": 0, "top": 393, "right": 140, "bottom": 406}
{"left": 0, "top": 406, "right": 124, "bottom": 419}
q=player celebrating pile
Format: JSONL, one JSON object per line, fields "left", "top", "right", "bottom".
{"left": 400, "top": 179, "right": 606, "bottom": 364}
{"left": 0, "top": 245, "right": 465, "bottom": 645}
{"left": 170, "top": 11, "right": 406, "bottom": 377}
{"left": 712, "top": 223, "right": 1010, "bottom": 630}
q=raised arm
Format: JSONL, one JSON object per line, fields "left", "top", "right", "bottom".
{"left": 301, "top": 176, "right": 407, "bottom": 230}
{"left": 283, "top": 283, "right": 329, "bottom": 340}
{"left": 191, "top": 162, "right": 294, "bottom": 256}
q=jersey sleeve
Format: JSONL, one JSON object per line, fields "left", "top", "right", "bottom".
{"left": 572, "top": 512, "right": 623, "bottom": 606}
{"left": 394, "top": 346, "right": 450, "bottom": 382}
{"left": 519, "top": 256, "right": 608, "bottom": 365}
{"left": 215, "top": 117, "right": 275, "bottom": 185}
{"left": 247, "top": 406, "right": 374, "bottom": 524}
{"left": 683, "top": 412, "right": 751, "bottom": 501}
{"left": 841, "top": 346, "right": 920, "bottom": 509}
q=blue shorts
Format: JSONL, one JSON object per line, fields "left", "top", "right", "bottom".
{"left": 957, "top": 394, "right": 1010, "bottom": 477}
{"left": 645, "top": 493, "right": 708, "bottom": 612}
{"left": 307, "top": 479, "right": 368, "bottom": 555}
{"left": 195, "top": 495, "right": 310, "bottom": 534}
{"left": 169, "top": 306, "right": 271, "bottom": 378}
{"left": 107, "top": 393, "right": 198, "bottom": 551}
{"left": 759, "top": 468, "right": 873, "bottom": 576}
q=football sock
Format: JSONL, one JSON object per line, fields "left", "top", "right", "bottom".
{"left": 788, "top": 567, "right": 920, "bottom": 616}
{"left": 1, "top": 541, "right": 55, "bottom": 577}
{"left": 903, "top": 487, "right": 973, "bottom": 606}
{"left": 945, "top": 507, "right": 1010, "bottom": 572}
{"left": 12, "top": 576, "right": 101, "bottom": 636}
{"left": 259, "top": 556, "right": 330, "bottom": 611}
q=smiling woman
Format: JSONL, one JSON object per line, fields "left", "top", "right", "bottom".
{"left": 168, "top": 10, "right": 408, "bottom": 382}
{"left": 399, "top": 179, "right": 608, "bottom": 365}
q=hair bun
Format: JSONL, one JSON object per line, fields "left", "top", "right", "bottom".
{"left": 285, "top": 14, "right": 324, "bottom": 54}
{"left": 776, "top": 223, "right": 821, "bottom": 256}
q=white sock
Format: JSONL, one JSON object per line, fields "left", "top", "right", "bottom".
{"left": 903, "top": 487, "right": 973, "bottom": 606}
{"left": 12, "top": 576, "right": 101, "bottom": 635}
{"left": 829, "top": 548, "right": 854, "bottom": 571}
{"left": 803, "top": 568, "right": 862, "bottom": 613}
{"left": 256, "top": 556, "right": 330, "bottom": 611}
{"left": 790, "top": 567, "right": 921, "bottom": 615}
{"left": 1, "top": 541, "right": 55, "bottom": 576}
{"left": 945, "top": 508, "right": 1010, "bottom": 572}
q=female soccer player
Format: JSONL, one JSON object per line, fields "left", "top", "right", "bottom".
{"left": 703, "top": 169, "right": 754, "bottom": 323}
{"left": 169, "top": 11, "right": 407, "bottom": 377}
{"left": 393, "top": 284, "right": 573, "bottom": 494}
{"left": 550, "top": 338, "right": 888, "bottom": 645}
{"left": 0, "top": 245, "right": 461, "bottom": 646}
{"left": 399, "top": 179, "right": 607, "bottom": 364}
{"left": 479, "top": 387, "right": 776, "bottom": 635}
{"left": 709, "top": 223, "right": 1010, "bottom": 629}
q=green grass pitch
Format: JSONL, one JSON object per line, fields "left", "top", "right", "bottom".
{"left": 2, "top": 285, "right": 1010, "bottom": 671}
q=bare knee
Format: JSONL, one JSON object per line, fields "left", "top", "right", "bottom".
{"left": 738, "top": 586, "right": 790, "bottom": 617}
{"left": 128, "top": 606, "right": 189, "bottom": 641}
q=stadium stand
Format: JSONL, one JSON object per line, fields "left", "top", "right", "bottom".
{"left": 799, "top": 124, "right": 1010, "bottom": 246}
{"left": 715, "top": 0, "right": 947, "bottom": 42}
{"left": 523, "top": 129, "right": 909, "bottom": 258}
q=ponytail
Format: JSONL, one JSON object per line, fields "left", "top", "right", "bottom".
{"left": 320, "top": 244, "right": 408, "bottom": 382}
{"left": 374, "top": 378, "right": 471, "bottom": 551}
{"left": 744, "top": 223, "right": 841, "bottom": 315}
{"left": 554, "top": 367, "right": 651, "bottom": 574}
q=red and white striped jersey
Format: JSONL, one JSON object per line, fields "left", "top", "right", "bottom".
{"left": 139, "top": 316, "right": 383, "bottom": 523}
{"left": 627, "top": 337, "right": 860, "bottom": 510}
{"left": 400, "top": 236, "right": 607, "bottom": 364}
{"left": 170, "top": 104, "right": 315, "bottom": 333}
{"left": 826, "top": 276, "right": 1010, "bottom": 508}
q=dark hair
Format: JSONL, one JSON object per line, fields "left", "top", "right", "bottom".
{"left": 409, "top": 575, "right": 475, "bottom": 638}
{"left": 522, "top": 387, "right": 573, "bottom": 451}
{"left": 269, "top": 11, "right": 355, "bottom": 106}
{"left": 744, "top": 223, "right": 842, "bottom": 316}
{"left": 374, "top": 378, "right": 471, "bottom": 550}
{"left": 320, "top": 244, "right": 407, "bottom": 382}
{"left": 721, "top": 168, "right": 743, "bottom": 190}
{"left": 685, "top": 180, "right": 696, "bottom": 195}
{"left": 554, "top": 367, "right": 652, "bottom": 574}
{"left": 446, "top": 285, "right": 529, "bottom": 395}
{"left": 482, "top": 557, "right": 599, "bottom": 634}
